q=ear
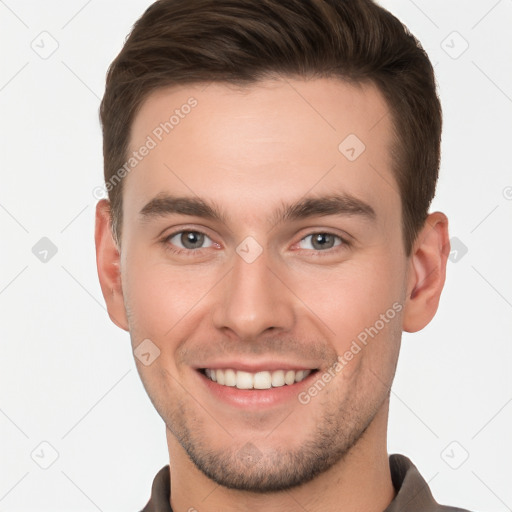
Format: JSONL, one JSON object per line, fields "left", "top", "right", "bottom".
{"left": 402, "top": 212, "right": 450, "bottom": 333}
{"left": 95, "top": 199, "right": 129, "bottom": 331}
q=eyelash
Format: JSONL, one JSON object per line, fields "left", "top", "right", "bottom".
{"left": 161, "top": 229, "right": 350, "bottom": 258}
{"left": 162, "top": 230, "right": 217, "bottom": 257}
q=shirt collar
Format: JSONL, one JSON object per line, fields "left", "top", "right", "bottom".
{"left": 141, "top": 453, "right": 463, "bottom": 512}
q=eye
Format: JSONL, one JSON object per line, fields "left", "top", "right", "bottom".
{"left": 166, "top": 230, "right": 215, "bottom": 251}
{"left": 297, "top": 232, "right": 344, "bottom": 251}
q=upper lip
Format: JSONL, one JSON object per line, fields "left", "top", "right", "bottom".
{"left": 195, "top": 360, "right": 319, "bottom": 373}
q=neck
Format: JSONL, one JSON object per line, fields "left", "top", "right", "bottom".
{"left": 167, "top": 401, "right": 395, "bottom": 512}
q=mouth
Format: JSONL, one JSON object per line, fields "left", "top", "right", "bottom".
{"left": 199, "top": 368, "right": 318, "bottom": 390}
{"left": 194, "top": 359, "right": 322, "bottom": 408}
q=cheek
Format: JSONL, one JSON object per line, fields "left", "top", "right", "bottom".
{"left": 290, "top": 252, "right": 406, "bottom": 349}
{"left": 286, "top": 251, "right": 405, "bottom": 384}
{"left": 121, "top": 247, "right": 218, "bottom": 340}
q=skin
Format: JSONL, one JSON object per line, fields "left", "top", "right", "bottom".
{"left": 95, "top": 77, "right": 450, "bottom": 512}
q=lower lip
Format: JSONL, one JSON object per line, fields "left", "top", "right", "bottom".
{"left": 197, "top": 370, "right": 318, "bottom": 408}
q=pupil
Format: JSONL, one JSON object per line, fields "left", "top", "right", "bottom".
{"left": 183, "top": 231, "right": 203, "bottom": 249}
{"left": 313, "top": 233, "right": 333, "bottom": 250}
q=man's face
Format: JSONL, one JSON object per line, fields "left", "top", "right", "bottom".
{"left": 119, "top": 78, "right": 409, "bottom": 491}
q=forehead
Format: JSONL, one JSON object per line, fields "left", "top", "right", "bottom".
{"left": 124, "top": 77, "right": 399, "bottom": 226}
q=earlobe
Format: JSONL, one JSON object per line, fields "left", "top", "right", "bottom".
{"left": 402, "top": 212, "right": 450, "bottom": 333}
{"left": 94, "top": 200, "right": 129, "bottom": 331}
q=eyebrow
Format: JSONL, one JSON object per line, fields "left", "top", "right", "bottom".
{"left": 139, "top": 192, "right": 376, "bottom": 226}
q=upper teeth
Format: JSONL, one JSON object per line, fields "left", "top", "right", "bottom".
{"left": 204, "top": 369, "right": 312, "bottom": 390}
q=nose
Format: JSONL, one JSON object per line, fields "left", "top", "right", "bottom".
{"left": 212, "top": 246, "right": 296, "bottom": 340}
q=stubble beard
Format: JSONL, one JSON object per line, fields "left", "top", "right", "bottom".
{"left": 146, "top": 371, "right": 386, "bottom": 493}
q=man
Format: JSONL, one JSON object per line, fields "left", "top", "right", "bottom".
{"left": 95, "top": 0, "right": 472, "bottom": 510}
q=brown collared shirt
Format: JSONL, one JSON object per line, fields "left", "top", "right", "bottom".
{"left": 140, "top": 453, "right": 472, "bottom": 512}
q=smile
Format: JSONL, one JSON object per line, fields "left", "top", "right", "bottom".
{"left": 202, "top": 368, "right": 313, "bottom": 390}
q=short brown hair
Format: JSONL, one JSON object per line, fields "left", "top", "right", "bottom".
{"left": 100, "top": 0, "right": 441, "bottom": 254}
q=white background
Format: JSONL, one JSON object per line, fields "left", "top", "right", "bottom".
{"left": 0, "top": 0, "right": 511, "bottom": 510}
